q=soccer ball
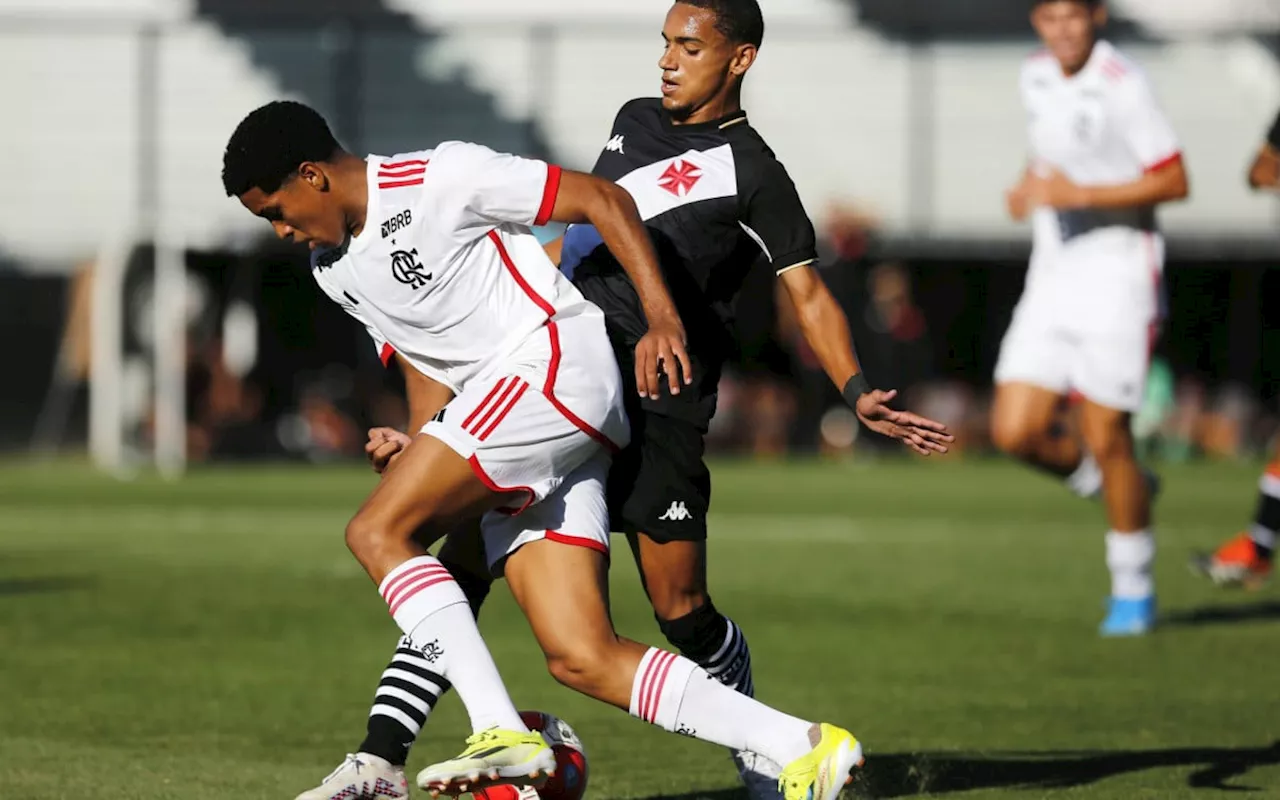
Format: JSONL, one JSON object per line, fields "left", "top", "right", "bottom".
{"left": 474, "top": 711, "right": 588, "bottom": 800}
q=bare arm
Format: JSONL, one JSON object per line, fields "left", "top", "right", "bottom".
{"left": 1248, "top": 143, "right": 1280, "bottom": 191}
{"left": 1029, "top": 158, "right": 1189, "bottom": 211}
{"left": 779, "top": 265, "right": 952, "bottom": 456}
{"left": 543, "top": 235, "right": 564, "bottom": 266}
{"left": 366, "top": 355, "right": 455, "bottom": 475}
{"left": 547, "top": 170, "right": 692, "bottom": 398}
{"left": 778, "top": 265, "right": 861, "bottom": 389}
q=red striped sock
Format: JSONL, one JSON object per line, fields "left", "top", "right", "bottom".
{"left": 628, "top": 647, "right": 813, "bottom": 767}
{"left": 378, "top": 556, "right": 526, "bottom": 733}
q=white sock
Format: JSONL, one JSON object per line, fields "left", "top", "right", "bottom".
{"left": 1105, "top": 530, "right": 1155, "bottom": 599}
{"left": 379, "top": 556, "right": 526, "bottom": 733}
{"left": 1066, "top": 454, "right": 1103, "bottom": 499}
{"left": 629, "top": 647, "right": 813, "bottom": 767}
{"left": 1249, "top": 525, "right": 1276, "bottom": 550}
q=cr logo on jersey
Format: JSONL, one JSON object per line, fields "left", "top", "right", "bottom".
{"left": 658, "top": 159, "right": 702, "bottom": 197}
{"left": 381, "top": 209, "right": 412, "bottom": 238}
{"left": 390, "top": 248, "right": 431, "bottom": 290}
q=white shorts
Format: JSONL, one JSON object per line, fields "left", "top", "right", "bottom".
{"left": 995, "top": 232, "right": 1162, "bottom": 412}
{"left": 424, "top": 312, "right": 630, "bottom": 513}
{"left": 480, "top": 450, "right": 611, "bottom": 576}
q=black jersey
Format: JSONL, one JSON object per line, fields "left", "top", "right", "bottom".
{"left": 1269, "top": 108, "right": 1280, "bottom": 150}
{"left": 568, "top": 98, "right": 818, "bottom": 428}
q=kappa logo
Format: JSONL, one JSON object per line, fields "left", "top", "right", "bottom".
{"left": 381, "top": 209, "right": 412, "bottom": 238}
{"left": 659, "top": 501, "right": 693, "bottom": 522}
{"left": 605, "top": 134, "right": 625, "bottom": 154}
{"left": 390, "top": 248, "right": 431, "bottom": 289}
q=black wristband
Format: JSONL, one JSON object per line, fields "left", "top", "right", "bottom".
{"left": 842, "top": 373, "right": 872, "bottom": 408}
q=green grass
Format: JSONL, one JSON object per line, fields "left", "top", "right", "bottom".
{"left": 1, "top": 458, "right": 1278, "bottom": 799}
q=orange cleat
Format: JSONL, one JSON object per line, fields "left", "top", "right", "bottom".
{"left": 1190, "top": 533, "right": 1273, "bottom": 590}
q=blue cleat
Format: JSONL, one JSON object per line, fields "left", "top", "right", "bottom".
{"left": 1100, "top": 596, "right": 1156, "bottom": 637}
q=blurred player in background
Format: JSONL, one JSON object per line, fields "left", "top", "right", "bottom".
{"left": 993, "top": 0, "right": 1189, "bottom": 635}
{"left": 316, "top": 2, "right": 952, "bottom": 799}
{"left": 1189, "top": 108, "right": 1280, "bottom": 590}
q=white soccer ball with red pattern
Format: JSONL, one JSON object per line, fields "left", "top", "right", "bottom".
{"left": 474, "top": 711, "right": 588, "bottom": 800}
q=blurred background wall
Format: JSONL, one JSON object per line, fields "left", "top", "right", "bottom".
{"left": 2, "top": 0, "right": 1277, "bottom": 471}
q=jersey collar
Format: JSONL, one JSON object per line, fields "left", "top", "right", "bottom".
{"left": 660, "top": 106, "right": 749, "bottom": 133}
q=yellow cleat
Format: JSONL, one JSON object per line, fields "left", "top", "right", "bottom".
{"left": 778, "top": 723, "right": 865, "bottom": 800}
{"left": 416, "top": 727, "right": 555, "bottom": 797}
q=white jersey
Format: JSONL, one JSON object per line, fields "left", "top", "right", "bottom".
{"left": 1021, "top": 40, "right": 1182, "bottom": 255}
{"left": 310, "top": 141, "right": 594, "bottom": 394}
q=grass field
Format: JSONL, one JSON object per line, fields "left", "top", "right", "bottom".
{"left": 2, "top": 457, "right": 1279, "bottom": 799}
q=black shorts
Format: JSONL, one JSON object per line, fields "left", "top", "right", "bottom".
{"left": 607, "top": 411, "right": 711, "bottom": 543}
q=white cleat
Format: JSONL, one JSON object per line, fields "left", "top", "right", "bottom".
{"left": 733, "top": 749, "right": 786, "bottom": 800}
{"left": 294, "top": 753, "right": 407, "bottom": 800}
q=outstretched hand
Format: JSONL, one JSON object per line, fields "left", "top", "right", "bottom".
{"left": 854, "top": 389, "right": 955, "bottom": 456}
{"left": 366, "top": 427, "right": 413, "bottom": 474}
{"left": 635, "top": 318, "right": 694, "bottom": 400}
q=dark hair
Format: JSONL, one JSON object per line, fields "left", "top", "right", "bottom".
{"left": 221, "top": 101, "right": 341, "bottom": 197}
{"left": 678, "top": 0, "right": 764, "bottom": 48}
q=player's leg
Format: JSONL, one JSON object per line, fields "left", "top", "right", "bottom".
{"left": 1192, "top": 441, "right": 1280, "bottom": 588}
{"left": 344, "top": 422, "right": 555, "bottom": 786}
{"left": 296, "top": 526, "right": 493, "bottom": 800}
{"left": 613, "top": 411, "right": 773, "bottom": 796}
{"left": 1071, "top": 304, "right": 1162, "bottom": 635}
{"left": 359, "top": 529, "right": 492, "bottom": 762}
{"left": 504, "top": 541, "right": 862, "bottom": 800}
{"left": 990, "top": 306, "right": 1110, "bottom": 498}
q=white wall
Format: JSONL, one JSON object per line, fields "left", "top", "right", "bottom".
{"left": 0, "top": 0, "right": 1276, "bottom": 266}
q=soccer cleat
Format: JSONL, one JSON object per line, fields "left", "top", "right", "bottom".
{"left": 1099, "top": 595, "right": 1156, "bottom": 637}
{"left": 778, "top": 723, "right": 864, "bottom": 800}
{"left": 416, "top": 727, "right": 555, "bottom": 797}
{"left": 733, "top": 749, "right": 785, "bottom": 800}
{"left": 1189, "top": 533, "right": 1273, "bottom": 590}
{"left": 294, "top": 753, "right": 407, "bottom": 800}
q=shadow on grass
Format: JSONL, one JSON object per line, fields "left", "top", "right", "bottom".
{"left": 638, "top": 741, "right": 1280, "bottom": 799}
{"left": 0, "top": 576, "right": 94, "bottom": 596}
{"left": 1162, "top": 601, "right": 1280, "bottom": 628}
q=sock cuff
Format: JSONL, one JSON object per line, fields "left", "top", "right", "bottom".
{"left": 1105, "top": 530, "right": 1155, "bottom": 565}
{"left": 1260, "top": 470, "right": 1280, "bottom": 499}
{"left": 1066, "top": 454, "right": 1103, "bottom": 499}
{"left": 379, "top": 556, "right": 467, "bottom": 634}
{"left": 629, "top": 648, "right": 697, "bottom": 729}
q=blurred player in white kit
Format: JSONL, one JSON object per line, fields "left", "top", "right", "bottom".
{"left": 992, "top": 0, "right": 1189, "bottom": 635}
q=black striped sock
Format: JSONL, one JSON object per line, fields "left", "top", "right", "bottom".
{"left": 659, "top": 602, "right": 755, "bottom": 698}
{"left": 700, "top": 618, "right": 755, "bottom": 697}
{"left": 358, "top": 636, "right": 452, "bottom": 766}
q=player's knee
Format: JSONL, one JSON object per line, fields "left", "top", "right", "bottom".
{"left": 990, "top": 418, "right": 1037, "bottom": 458}
{"left": 657, "top": 599, "right": 725, "bottom": 658}
{"left": 647, "top": 583, "right": 708, "bottom": 622}
{"left": 1082, "top": 412, "right": 1133, "bottom": 464}
{"left": 1086, "top": 424, "right": 1134, "bottom": 464}
{"left": 544, "top": 641, "right": 615, "bottom": 695}
{"left": 344, "top": 513, "right": 383, "bottom": 563}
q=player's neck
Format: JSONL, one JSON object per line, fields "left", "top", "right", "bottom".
{"left": 1058, "top": 39, "right": 1099, "bottom": 78}
{"left": 334, "top": 154, "right": 372, "bottom": 239}
{"left": 672, "top": 88, "right": 742, "bottom": 127}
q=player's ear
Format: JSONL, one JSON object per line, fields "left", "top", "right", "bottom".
{"left": 298, "top": 163, "right": 330, "bottom": 193}
{"left": 729, "top": 43, "right": 757, "bottom": 78}
{"left": 1092, "top": 3, "right": 1108, "bottom": 28}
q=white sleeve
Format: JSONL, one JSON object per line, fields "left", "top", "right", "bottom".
{"left": 1116, "top": 72, "right": 1182, "bottom": 171}
{"left": 431, "top": 141, "right": 563, "bottom": 229}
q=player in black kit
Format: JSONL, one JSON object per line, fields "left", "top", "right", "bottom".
{"left": 297, "top": 3, "right": 954, "bottom": 800}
